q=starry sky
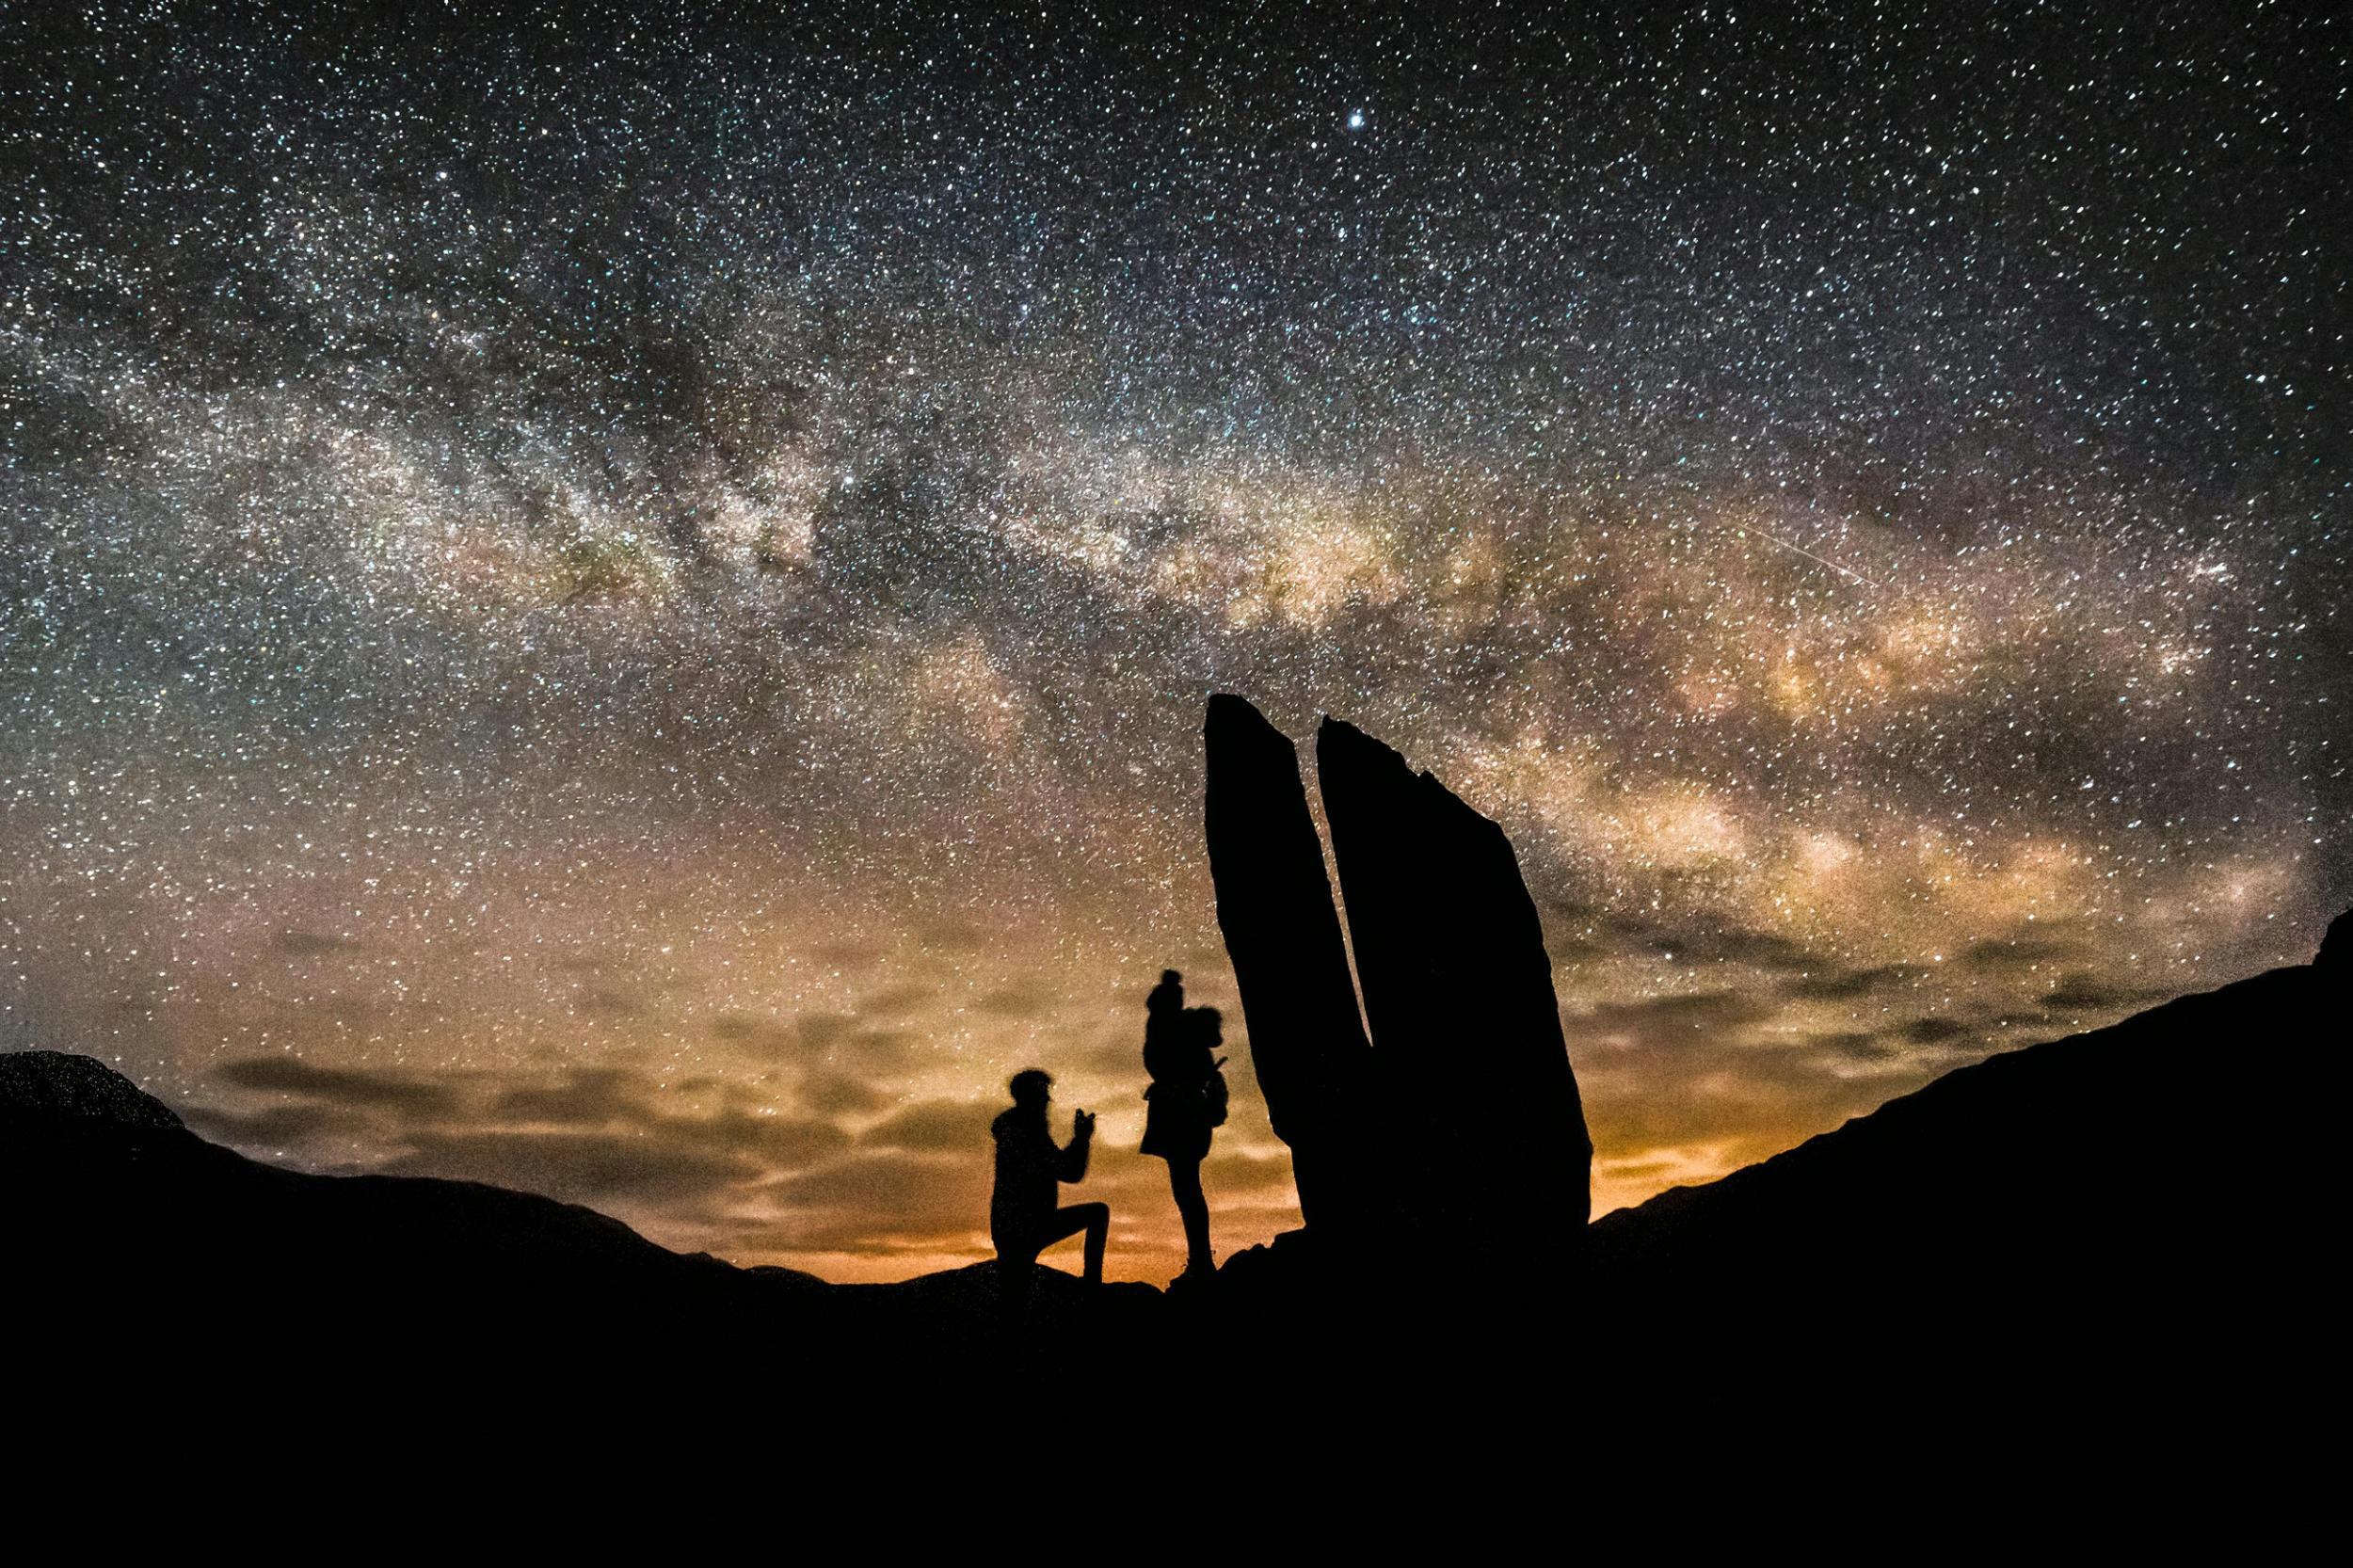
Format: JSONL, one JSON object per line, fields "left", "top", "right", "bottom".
{"left": 3, "top": 2, "right": 2345, "bottom": 1283}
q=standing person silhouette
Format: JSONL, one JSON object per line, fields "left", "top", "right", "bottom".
{"left": 989, "top": 1069, "right": 1107, "bottom": 1295}
{"left": 1140, "top": 970, "right": 1225, "bottom": 1285}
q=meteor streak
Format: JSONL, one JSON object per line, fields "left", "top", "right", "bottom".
{"left": 1722, "top": 522, "right": 1880, "bottom": 589}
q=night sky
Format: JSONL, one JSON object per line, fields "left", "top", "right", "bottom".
{"left": 4, "top": 2, "right": 2345, "bottom": 1282}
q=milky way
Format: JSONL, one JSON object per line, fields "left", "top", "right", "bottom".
{"left": 3, "top": 3, "right": 2345, "bottom": 1280}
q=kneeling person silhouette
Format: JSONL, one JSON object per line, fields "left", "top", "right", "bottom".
{"left": 990, "top": 1069, "right": 1108, "bottom": 1296}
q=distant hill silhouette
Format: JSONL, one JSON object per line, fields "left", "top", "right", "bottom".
{"left": 4, "top": 1047, "right": 1164, "bottom": 1376}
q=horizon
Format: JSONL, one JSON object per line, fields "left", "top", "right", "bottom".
{"left": 3, "top": 3, "right": 2344, "bottom": 1285}
{"left": 11, "top": 845, "right": 2343, "bottom": 1290}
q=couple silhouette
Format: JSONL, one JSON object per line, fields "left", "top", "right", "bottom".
{"left": 988, "top": 969, "right": 1225, "bottom": 1292}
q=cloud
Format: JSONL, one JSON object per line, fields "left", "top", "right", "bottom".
{"left": 2041, "top": 973, "right": 2157, "bottom": 1012}
{"left": 570, "top": 986, "right": 643, "bottom": 1019}
{"left": 740, "top": 1210, "right": 984, "bottom": 1258}
{"left": 1962, "top": 936, "right": 2088, "bottom": 972}
{"left": 490, "top": 1068, "right": 644, "bottom": 1125}
{"left": 808, "top": 937, "right": 888, "bottom": 968}
{"left": 1582, "top": 1047, "right": 1911, "bottom": 1160}
{"left": 711, "top": 1009, "right": 888, "bottom": 1059}
{"left": 1070, "top": 1034, "right": 1150, "bottom": 1081}
{"left": 798, "top": 1068, "right": 888, "bottom": 1117}
{"left": 383, "top": 1128, "right": 758, "bottom": 1208}
{"left": 273, "top": 929, "right": 359, "bottom": 956}
{"left": 708, "top": 1012, "right": 795, "bottom": 1052}
{"left": 487, "top": 1067, "right": 852, "bottom": 1169}
{"left": 1641, "top": 923, "right": 1819, "bottom": 972}
{"left": 858, "top": 1097, "right": 997, "bottom": 1153}
{"left": 794, "top": 1012, "right": 857, "bottom": 1048}
{"left": 1595, "top": 1156, "right": 1681, "bottom": 1184}
{"left": 914, "top": 917, "right": 990, "bottom": 952}
{"left": 693, "top": 1105, "right": 853, "bottom": 1168}
{"left": 1201, "top": 1149, "right": 1296, "bottom": 1193}
{"left": 776, "top": 1150, "right": 988, "bottom": 1224}
{"left": 184, "top": 1100, "right": 376, "bottom": 1146}
{"left": 201, "top": 1057, "right": 853, "bottom": 1223}
{"left": 1546, "top": 931, "right": 1611, "bottom": 966}
{"left": 1779, "top": 964, "right": 1922, "bottom": 1000}
{"left": 832, "top": 1028, "right": 916, "bottom": 1071}
{"left": 971, "top": 977, "right": 1058, "bottom": 1019}
{"left": 1573, "top": 989, "right": 1778, "bottom": 1043}
{"left": 1576, "top": 1001, "right": 1935, "bottom": 1167}
{"left": 856, "top": 983, "right": 936, "bottom": 1019}
{"left": 214, "top": 1056, "right": 460, "bottom": 1119}
{"left": 1800, "top": 1031, "right": 1896, "bottom": 1062}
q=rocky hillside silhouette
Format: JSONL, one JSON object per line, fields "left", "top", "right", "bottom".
{"left": 1584, "top": 910, "right": 2345, "bottom": 1347}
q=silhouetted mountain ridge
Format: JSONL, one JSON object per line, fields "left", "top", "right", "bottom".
{"left": 3, "top": 1048, "right": 804, "bottom": 1306}
{"left": 0, "top": 1048, "right": 186, "bottom": 1134}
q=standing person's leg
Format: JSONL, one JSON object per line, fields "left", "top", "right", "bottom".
{"left": 1169, "top": 1158, "right": 1211, "bottom": 1274}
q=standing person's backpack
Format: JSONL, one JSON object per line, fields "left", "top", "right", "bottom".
{"left": 1203, "top": 1060, "right": 1229, "bottom": 1128}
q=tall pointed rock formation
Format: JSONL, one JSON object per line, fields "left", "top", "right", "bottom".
{"left": 1203, "top": 695, "right": 1592, "bottom": 1267}
{"left": 1202, "top": 695, "right": 1382, "bottom": 1235}
{"left": 1316, "top": 719, "right": 1593, "bottom": 1256}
